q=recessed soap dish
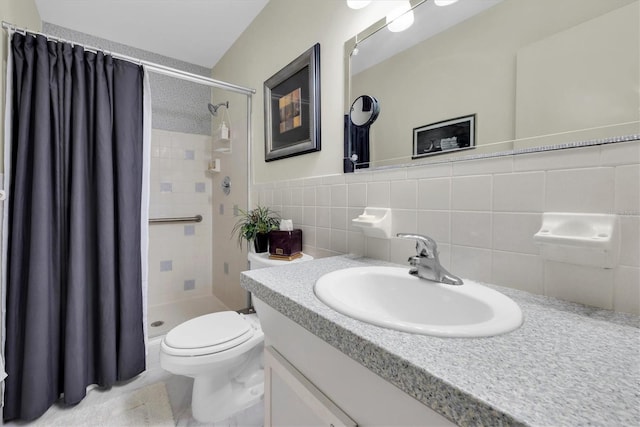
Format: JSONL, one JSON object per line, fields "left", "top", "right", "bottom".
{"left": 533, "top": 213, "right": 619, "bottom": 268}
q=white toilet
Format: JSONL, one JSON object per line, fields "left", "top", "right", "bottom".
{"left": 159, "top": 251, "right": 313, "bottom": 423}
{"left": 160, "top": 311, "right": 264, "bottom": 422}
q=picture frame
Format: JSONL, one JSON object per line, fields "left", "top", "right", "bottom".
{"left": 412, "top": 114, "right": 476, "bottom": 159}
{"left": 264, "top": 43, "right": 321, "bottom": 161}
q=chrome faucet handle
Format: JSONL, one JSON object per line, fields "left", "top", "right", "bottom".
{"left": 397, "top": 233, "right": 438, "bottom": 258}
{"left": 397, "top": 233, "right": 463, "bottom": 286}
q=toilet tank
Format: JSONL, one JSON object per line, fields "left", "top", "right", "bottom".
{"left": 248, "top": 252, "right": 314, "bottom": 270}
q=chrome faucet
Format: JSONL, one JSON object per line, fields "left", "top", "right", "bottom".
{"left": 397, "top": 233, "right": 463, "bottom": 286}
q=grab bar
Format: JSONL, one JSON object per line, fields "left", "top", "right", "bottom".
{"left": 149, "top": 215, "right": 203, "bottom": 224}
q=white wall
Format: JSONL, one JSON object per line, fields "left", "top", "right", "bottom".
{"left": 515, "top": 2, "right": 639, "bottom": 148}
{"left": 212, "top": 0, "right": 401, "bottom": 183}
{"left": 209, "top": 0, "right": 404, "bottom": 307}
{"left": 217, "top": 0, "right": 639, "bottom": 314}
{"left": 0, "top": 0, "right": 41, "bottom": 171}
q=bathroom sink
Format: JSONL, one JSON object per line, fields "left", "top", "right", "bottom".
{"left": 314, "top": 266, "right": 523, "bottom": 338}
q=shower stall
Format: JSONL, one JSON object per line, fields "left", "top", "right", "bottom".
{"left": 146, "top": 91, "right": 253, "bottom": 339}
{"left": 2, "top": 21, "right": 256, "bottom": 341}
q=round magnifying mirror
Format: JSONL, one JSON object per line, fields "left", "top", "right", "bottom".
{"left": 350, "top": 95, "right": 380, "bottom": 127}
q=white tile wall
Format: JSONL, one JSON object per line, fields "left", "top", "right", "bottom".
{"left": 544, "top": 262, "right": 614, "bottom": 309}
{"left": 148, "top": 129, "right": 213, "bottom": 306}
{"left": 493, "top": 171, "right": 545, "bottom": 212}
{"left": 391, "top": 209, "right": 418, "bottom": 237}
{"left": 417, "top": 178, "right": 450, "bottom": 210}
{"left": 366, "top": 182, "right": 390, "bottom": 208}
{"left": 545, "top": 167, "right": 615, "bottom": 213}
{"left": 254, "top": 141, "right": 640, "bottom": 315}
{"left": 492, "top": 213, "right": 541, "bottom": 254}
{"left": 417, "top": 210, "right": 450, "bottom": 243}
{"left": 619, "top": 216, "right": 640, "bottom": 267}
{"left": 492, "top": 251, "right": 544, "bottom": 294}
{"left": 348, "top": 183, "right": 367, "bottom": 207}
{"left": 451, "top": 212, "right": 492, "bottom": 248}
{"left": 451, "top": 175, "right": 492, "bottom": 211}
{"left": 615, "top": 165, "right": 640, "bottom": 214}
{"left": 390, "top": 180, "right": 418, "bottom": 209}
{"left": 331, "top": 184, "right": 348, "bottom": 207}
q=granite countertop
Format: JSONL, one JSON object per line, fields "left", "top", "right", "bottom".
{"left": 240, "top": 255, "right": 640, "bottom": 427}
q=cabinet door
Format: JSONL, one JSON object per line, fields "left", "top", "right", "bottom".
{"left": 265, "top": 346, "right": 357, "bottom": 427}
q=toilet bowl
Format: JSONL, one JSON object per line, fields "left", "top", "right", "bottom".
{"left": 160, "top": 311, "right": 264, "bottom": 423}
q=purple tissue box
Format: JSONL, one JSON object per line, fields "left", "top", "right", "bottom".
{"left": 268, "top": 229, "right": 302, "bottom": 258}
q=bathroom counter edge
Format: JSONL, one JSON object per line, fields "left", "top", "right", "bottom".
{"left": 240, "top": 255, "right": 640, "bottom": 427}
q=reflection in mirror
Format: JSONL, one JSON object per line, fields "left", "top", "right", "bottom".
{"left": 412, "top": 114, "right": 475, "bottom": 159}
{"left": 345, "top": 0, "right": 639, "bottom": 171}
{"left": 350, "top": 95, "right": 380, "bottom": 127}
{"left": 346, "top": 95, "right": 380, "bottom": 172}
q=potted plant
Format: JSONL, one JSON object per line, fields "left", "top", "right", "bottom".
{"left": 232, "top": 205, "right": 281, "bottom": 253}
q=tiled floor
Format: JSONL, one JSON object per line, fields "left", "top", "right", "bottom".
{"left": 5, "top": 333, "right": 263, "bottom": 426}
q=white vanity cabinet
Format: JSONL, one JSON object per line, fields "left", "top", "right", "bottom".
{"left": 256, "top": 298, "right": 456, "bottom": 427}
{"left": 265, "top": 346, "right": 356, "bottom": 427}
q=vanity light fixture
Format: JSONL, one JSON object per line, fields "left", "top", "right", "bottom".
{"left": 434, "top": 0, "right": 459, "bottom": 6}
{"left": 347, "top": 0, "right": 372, "bottom": 9}
{"left": 386, "top": 1, "right": 415, "bottom": 32}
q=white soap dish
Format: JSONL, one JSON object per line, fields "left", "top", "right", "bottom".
{"left": 352, "top": 208, "right": 392, "bottom": 239}
{"left": 533, "top": 212, "right": 619, "bottom": 268}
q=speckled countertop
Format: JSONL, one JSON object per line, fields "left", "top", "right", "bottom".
{"left": 240, "top": 255, "right": 640, "bottom": 427}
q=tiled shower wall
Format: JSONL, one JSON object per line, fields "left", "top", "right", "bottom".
{"left": 148, "top": 129, "right": 213, "bottom": 306}
{"left": 253, "top": 140, "right": 640, "bottom": 315}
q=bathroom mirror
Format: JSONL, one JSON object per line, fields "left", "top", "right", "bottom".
{"left": 344, "top": 0, "right": 639, "bottom": 170}
{"left": 350, "top": 95, "right": 380, "bottom": 127}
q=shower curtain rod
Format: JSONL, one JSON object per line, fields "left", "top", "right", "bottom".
{"left": 1, "top": 21, "right": 256, "bottom": 96}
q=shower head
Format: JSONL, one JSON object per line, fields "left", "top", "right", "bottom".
{"left": 207, "top": 101, "right": 229, "bottom": 116}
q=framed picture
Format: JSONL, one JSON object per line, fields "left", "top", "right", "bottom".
{"left": 264, "top": 43, "right": 321, "bottom": 161}
{"left": 412, "top": 114, "right": 476, "bottom": 159}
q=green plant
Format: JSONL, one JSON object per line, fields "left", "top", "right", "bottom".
{"left": 231, "top": 205, "right": 281, "bottom": 249}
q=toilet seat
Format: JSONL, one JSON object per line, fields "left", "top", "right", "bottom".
{"left": 162, "top": 311, "right": 255, "bottom": 357}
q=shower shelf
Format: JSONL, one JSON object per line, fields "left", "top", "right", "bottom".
{"left": 207, "top": 158, "right": 221, "bottom": 173}
{"left": 214, "top": 137, "right": 231, "bottom": 154}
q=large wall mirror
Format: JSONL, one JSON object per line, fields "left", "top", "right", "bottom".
{"left": 344, "top": 0, "right": 639, "bottom": 171}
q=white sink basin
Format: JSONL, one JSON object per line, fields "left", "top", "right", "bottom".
{"left": 314, "top": 266, "right": 523, "bottom": 338}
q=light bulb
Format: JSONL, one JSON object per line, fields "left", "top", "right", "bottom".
{"left": 386, "top": 1, "right": 414, "bottom": 33}
{"left": 434, "top": 0, "right": 459, "bottom": 6}
{"left": 347, "top": 0, "right": 372, "bottom": 9}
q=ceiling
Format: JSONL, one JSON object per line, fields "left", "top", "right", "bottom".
{"left": 34, "top": 0, "right": 270, "bottom": 69}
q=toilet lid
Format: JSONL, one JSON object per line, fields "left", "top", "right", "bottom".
{"left": 165, "top": 311, "right": 252, "bottom": 351}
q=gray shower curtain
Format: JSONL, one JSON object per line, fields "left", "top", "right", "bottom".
{"left": 3, "top": 33, "right": 146, "bottom": 421}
